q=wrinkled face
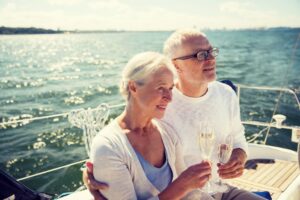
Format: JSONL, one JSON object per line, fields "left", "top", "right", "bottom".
{"left": 133, "top": 67, "right": 174, "bottom": 119}
{"left": 173, "top": 35, "right": 217, "bottom": 84}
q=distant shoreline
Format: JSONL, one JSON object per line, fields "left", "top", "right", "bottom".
{"left": 1, "top": 26, "right": 299, "bottom": 35}
{"left": 0, "top": 26, "right": 63, "bottom": 34}
{"left": 0, "top": 26, "right": 128, "bottom": 35}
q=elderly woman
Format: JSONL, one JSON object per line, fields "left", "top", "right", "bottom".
{"left": 90, "top": 52, "right": 212, "bottom": 200}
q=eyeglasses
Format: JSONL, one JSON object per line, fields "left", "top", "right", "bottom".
{"left": 173, "top": 47, "right": 219, "bottom": 61}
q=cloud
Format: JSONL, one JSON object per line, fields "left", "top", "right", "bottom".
{"left": 0, "top": 0, "right": 299, "bottom": 30}
{"left": 220, "top": 1, "right": 248, "bottom": 14}
{"left": 48, "top": 0, "right": 83, "bottom": 6}
{"left": 1, "top": 2, "right": 17, "bottom": 14}
{"left": 87, "top": 0, "right": 131, "bottom": 13}
{"left": 0, "top": 1, "right": 229, "bottom": 30}
{"left": 218, "top": 1, "right": 291, "bottom": 28}
{"left": 219, "top": 1, "right": 276, "bottom": 20}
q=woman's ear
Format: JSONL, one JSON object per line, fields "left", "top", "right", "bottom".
{"left": 128, "top": 81, "right": 137, "bottom": 94}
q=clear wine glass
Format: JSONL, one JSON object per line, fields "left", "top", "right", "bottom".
{"left": 215, "top": 134, "right": 233, "bottom": 192}
{"left": 198, "top": 122, "right": 215, "bottom": 193}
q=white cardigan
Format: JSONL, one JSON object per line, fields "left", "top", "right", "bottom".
{"left": 90, "top": 119, "right": 186, "bottom": 200}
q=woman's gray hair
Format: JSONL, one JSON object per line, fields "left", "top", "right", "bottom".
{"left": 163, "top": 29, "right": 207, "bottom": 59}
{"left": 120, "top": 52, "right": 174, "bottom": 100}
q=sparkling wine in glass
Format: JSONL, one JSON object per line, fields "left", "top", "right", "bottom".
{"left": 215, "top": 134, "right": 233, "bottom": 192}
{"left": 198, "top": 122, "right": 215, "bottom": 193}
{"left": 199, "top": 131, "right": 215, "bottom": 160}
{"left": 218, "top": 144, "right": 233, "bottom": 164}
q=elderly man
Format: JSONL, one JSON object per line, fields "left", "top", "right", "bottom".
{"left": 84, "top": 29, "right": 265, "bottom": 200}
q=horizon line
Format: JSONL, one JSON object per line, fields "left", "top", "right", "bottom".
{"left": 1, "top": 25, "right": 300, "bottom": 32}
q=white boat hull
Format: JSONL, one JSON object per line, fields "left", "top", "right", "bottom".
{"left": 247, "top": 144, "right": 299, "bottom": 200}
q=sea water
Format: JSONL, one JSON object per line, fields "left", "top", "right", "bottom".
{"left": 0, "top": 29, "right": 299, "bottom": 195}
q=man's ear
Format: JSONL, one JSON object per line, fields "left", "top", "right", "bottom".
{"left": 172, "top": 60, "right": 182, "bottom": 73}
{"left": 128, "top": 81, "right": 137, "bottom": 94}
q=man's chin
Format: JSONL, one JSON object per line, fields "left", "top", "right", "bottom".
{"left": 207, "top": 74, "right": 217, "bottom": 82}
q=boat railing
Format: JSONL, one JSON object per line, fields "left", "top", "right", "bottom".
{"left": 236, "top": 84, "right": 300, "bottom": 145}
{"left": 237, "top": 84, "right": 300, "bottom": 110}
{"left": 1, "top": 85, "right": 299, "bottom": 181}
{"left": 1, "top": 85, "right": 298, "bottom": 128}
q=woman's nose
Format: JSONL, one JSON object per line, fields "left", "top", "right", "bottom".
{"left": 163, "top": 90, "right": 172, "bottom": 102}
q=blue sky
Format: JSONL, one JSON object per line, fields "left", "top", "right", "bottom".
{"left": 0, "top": 0, "right": 299, "bottom": 30}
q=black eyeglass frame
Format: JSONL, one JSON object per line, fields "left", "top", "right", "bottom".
{"left": 173, "top": 47, "right": 219, "bottom": 61}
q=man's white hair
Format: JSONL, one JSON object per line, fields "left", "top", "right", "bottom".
{"left": 163, "top": 29, "right": 207, "bottom": 59}
{"left": 120, "top": 52, "right": 174, "bottom": 100}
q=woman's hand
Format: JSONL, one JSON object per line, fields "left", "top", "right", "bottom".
{"left": 158, "top": 161, "right": 211, "bottom": 200}
{"left": 176, "top": 161, "right": 212, "bottom": 189}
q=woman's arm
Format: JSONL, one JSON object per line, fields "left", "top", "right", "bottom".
{"left": 91, "top": 139, "right": 138, "bottom": 200}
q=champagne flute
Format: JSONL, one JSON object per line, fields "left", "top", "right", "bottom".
{"left": 198, "top": 122, "right": 215, "bottom": 193}
{"left": 215, "top": 134, "right": 233, "bottom": 192}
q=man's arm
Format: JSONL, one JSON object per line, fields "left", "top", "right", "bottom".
{"left": 217, "top": 89, "right": 248, "bottom": 179}
{"left": 82, "top": 161, "right": 108, "bottom": 200}
{"left": 230, "top": 91, "right": 249, "bottom": 155}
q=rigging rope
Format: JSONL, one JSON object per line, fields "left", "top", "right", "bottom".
{"left": 17, "top": 159, "right": 87, "bottom": 181}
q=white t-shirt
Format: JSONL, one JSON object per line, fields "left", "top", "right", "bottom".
{"left": 162, "top": 81, "right": 248, "bottom": 177}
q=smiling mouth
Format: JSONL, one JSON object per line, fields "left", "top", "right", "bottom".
{"left": 157, "top": 105, "right": 167, "bottom": 110}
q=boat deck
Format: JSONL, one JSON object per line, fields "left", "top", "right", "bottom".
{"left": 227, "top": 159, "right": 299, "bottom": 200}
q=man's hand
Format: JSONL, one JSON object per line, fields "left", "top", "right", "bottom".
{"left": 217, "top": 148, "right": 247, "bottom": 179}
{"left": 83, "top": 161, "right": 109, "bottom": 200}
